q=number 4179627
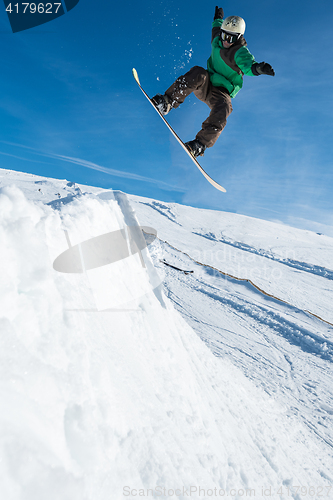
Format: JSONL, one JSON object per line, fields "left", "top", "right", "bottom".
{"left": 6, "top": 3, "right": 62, "bottom": 14}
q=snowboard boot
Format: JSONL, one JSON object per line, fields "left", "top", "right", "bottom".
{"left": 185, "top": 139, "right": 206, "bottom": 158}
{"left": 151, "top": 93, "right": 172, "bottom": 116}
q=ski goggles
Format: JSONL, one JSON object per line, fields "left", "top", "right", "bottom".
{"left": 221, "top": 30, "right": 240, "bottom": 44}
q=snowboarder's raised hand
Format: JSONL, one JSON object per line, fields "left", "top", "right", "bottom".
{"left": 214, "top": 6, "right": 224, "bottom": 20}
{"left": 252, "top": 62, "right": 275, "bottom": 76}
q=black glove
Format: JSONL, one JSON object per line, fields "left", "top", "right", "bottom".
{"left": 252, "top": 62, "right": 275, "bottom": 76}
{"left": 214, "top": 6, "right": 224, "bottom": 20}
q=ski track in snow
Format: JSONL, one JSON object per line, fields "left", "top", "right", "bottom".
{"left": 193, "top": 230, "right": 333, "bottom": 281}
{"left": 191, "top": 278, "right": 333, "bottom": 363}
{"left": 139, "top": 200, "right": 182, "bottom": 226}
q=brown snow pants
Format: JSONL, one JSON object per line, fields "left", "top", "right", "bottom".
{"left": 165, "top": 66, "right": 233, "bottom": 148}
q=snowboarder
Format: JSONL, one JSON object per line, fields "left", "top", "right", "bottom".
{"left": 152, "top": 6, "right": 275, "bottom": 158}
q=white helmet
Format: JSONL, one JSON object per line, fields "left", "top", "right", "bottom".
{"left": 222, "top": 16, "right": 246, "bottom": 36}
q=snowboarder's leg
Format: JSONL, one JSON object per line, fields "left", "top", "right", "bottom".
{"left": 195, "top": 87, "right": 233, "bottom": 148}
{"left": 164, "top": 66, "right": 210, "bottom": 109}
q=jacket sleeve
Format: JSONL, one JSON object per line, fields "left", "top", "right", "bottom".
{"left": 234, "top": 47, "right": 258, "bottom": 76}
{"left": 211, "top": 18, "right": 223, "bottom": 43}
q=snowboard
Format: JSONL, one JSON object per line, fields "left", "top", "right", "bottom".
{"left": 132, "top": 68, "right": 226, "bottom": 193}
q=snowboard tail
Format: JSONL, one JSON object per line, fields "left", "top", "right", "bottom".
{"left": 132, "top": 68, "right": 226, "bottom": 193}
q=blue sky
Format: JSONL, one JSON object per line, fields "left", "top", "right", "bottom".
{"left": 0, "top": 0, "right": 333, "bottom": 234}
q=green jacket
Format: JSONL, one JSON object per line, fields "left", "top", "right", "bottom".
{"left": 207, "top": 19, "right": 257, "bottom": 98}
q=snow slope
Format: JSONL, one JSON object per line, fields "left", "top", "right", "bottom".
{"left": 0, "top": 168, "right": 333, "bottom": 500}
{"left": 130, "top": 195, "right": 333, "bottom": 451}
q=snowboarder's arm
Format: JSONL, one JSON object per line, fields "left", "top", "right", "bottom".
{"left": 234, "top": 48, "right": 275, "bottom": 77}
{"left": 212, "top": 18, "right": 223, "bottom": 43}
{"left": 212, "top": 6, "right": 224, "bottom": 42}
{"left": 234, "top": 46, "right": 258, "bottom": 76}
